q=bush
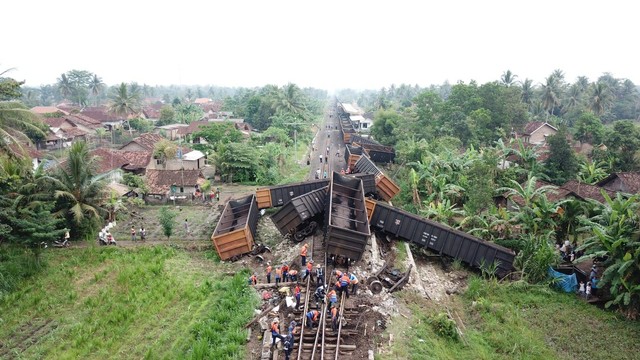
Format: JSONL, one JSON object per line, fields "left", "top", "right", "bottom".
{"left": 428, "top": 312, "right": 459, "bottom": 341}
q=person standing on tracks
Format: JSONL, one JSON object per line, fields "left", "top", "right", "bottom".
{"left": 302, "top": 260, "right": 314, "bottom": 282}
{"left": 338, "top": 273, "right": 351, "bottom": 298}
{"left": 282, "top": 263, "right": 289, "bottom": 282}
{"left": 348, "top": 272, "right": 359, "bottom": 295}
{"left": 130, "top": 226, "right": 136, "bottom": 241}
{"left": 326, "top": 287, "right": 338, "bottom": 308}
{"left": 283, "top": 332, "right": 293, "bottom": 360}
{"left": 315, "top": 264, "right": 324, "bottom": 287}
{"left": 289, "top": 269, "right": 299, "bottom": 282}
{"left": 266, "top": 262, "right": 272, "bottom": 284}
{"left": 271, "top": 319, "right": 285, "bottom": 347}
{"left": 275, "top": 266, "right": 282, "bottom": 285}
{"left": 331, "top": 304, "right": 338, "bottom": 332}
{"left": 294, "top": 283, "right": 301, "bottom": 308}
{"left": 319, "top": 154, "right": 323, "bottom": 164}
{"left": 306, "top": 309, "right": 320, "bottom": 328}
{"left": 300, "top": 243, "right": 309, "bottom": 266}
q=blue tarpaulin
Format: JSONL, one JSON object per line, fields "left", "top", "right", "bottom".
{"left": 548, "top": 267, "right": 578, "bottom": 293}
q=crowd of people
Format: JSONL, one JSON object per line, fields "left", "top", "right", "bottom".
{"left": 249, "top": 243, "right": 361, "bottom": 358}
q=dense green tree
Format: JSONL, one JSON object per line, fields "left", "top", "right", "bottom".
{"left": 175, "top": 103, "right": 204, "bottom": 124}
{"left": 589, "top": 82, "right": 613, "bottom": 116}
{"left": 157, "top": 105, "right": 176, "bottom": 126}
{"left": 0, "top": 68, "right": 24, "bottom": 100}
{"left": 3, "top": 202, "right": 65, "bottom": 262}
{"left": 574, "top": 112, "right": 605, "bottom": 144}
{"left": 214, "top": 142, "right": 260, "bottom": 183}
{"left": 500, "top": 70, "right": 518, "bottom": 87}
{"left": 153, "top": 139, "right": 177, "bottom": 169}
{"left": 193, "top": 123, "right": 243, "bottom": 150}
{"left": 370, "top": 109, "right": 402, "bottom": 146}
{"left": 605, "top": 120, "right": 640, "bottom": 171}
{"left": 544, "top": 127, "right": 578, "bottom": 184}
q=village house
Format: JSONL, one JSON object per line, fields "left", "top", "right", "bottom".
{"left": 516, "top": 121, "right": 558, "bottom": 145}
{"left": 144, "top": 169, "right": 206, "bottom": 200}
{"left": 30, "top": 106, "right": 69, "bottom": 116}
{"left": 597, "top": 172, "right": 640, "bottom": 195}
{"left": 155, "top": 124, "right": 188, "bottom": 141}
{"left": 119, "top": 133, "right": 166, "bottom": 152}
{"left": 147, "top": 149, "right": 205, "bottom": 171}
{"left": 81, "top": 106, "right": 125, "bottom": 131}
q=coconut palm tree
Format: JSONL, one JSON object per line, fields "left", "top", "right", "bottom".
{"left": 272, "top": 83, "right": 307, "bottom": 119}
{"left": 89, "top": 74, "right": 105, "bottom": 106}
{"left": 520, "top": 78, "right": 534, "bottom": 105}
{"left": 589, "top": 82, "right": 613, "bottom": 116}
{"left": 108, "top": 83, "right": 141, "bottom": 135}
{"left": 48, "top": 141, "right": 107, "bottom": 227}
{"left": 541, "top": 75, "right": 560, "bottom": 118}
{"left": 0, "top": 102, "right": 46, "bottom": 155}
{"left": 56, "top": 73, "right": 74, "bottom": 101}
{"left": 500, "top": 70, "right": 518, "bottom": 87}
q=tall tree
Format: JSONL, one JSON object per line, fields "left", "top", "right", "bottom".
{"left": 500, "top": 70, "right": 518, "bottom": 87}
{"left": 589, "top": 82, "right": 613, "bottom": 116}
{"left": 89, "top": 74, "right": 105, "bottom": 106}
{"left": 108, "top": 83, "right": 142, "bottom": 135}
{"left": 48, "top": 141, "right": 107, "bottom": 234}
{"left": 544, "top": 127, "right": 578, "bottom": 184}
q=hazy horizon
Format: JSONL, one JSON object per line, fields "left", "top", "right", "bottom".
{"left": 4, "top": 1, "right": 638, "bottom": 92}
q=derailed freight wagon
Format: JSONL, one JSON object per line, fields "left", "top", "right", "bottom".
{"left": 352, "top": 142, "right": 396, "bottom": 163}
{"left": 270, "top": 187, "right": 328, "bottom": 241}
{"left": 256, "top": 179, "right": 329, "bottom": 209}
{"left": 367, "top": 199, "right": 515, "bottom": 276}
{"left": 212, "top": 194, "right": 260, "bottom": 260}
{"left": 353, "top": 155, "right": 400, "bottom": 201}
{"left": 325, "top": 172, "right": 371, "bottom": 262}
{"left": 344, "top": 144, "right": 363, "bottom": 170}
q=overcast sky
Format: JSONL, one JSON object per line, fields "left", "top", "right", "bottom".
{"left": 3, "top": 0, "right": 637, "bottom": 92}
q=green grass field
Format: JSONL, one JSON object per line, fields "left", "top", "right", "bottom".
{"left": 379, "top": 277, "right": 640, "bottom": 360}
{"left": 0, "top": 245, "right": 258, "bottom": 359}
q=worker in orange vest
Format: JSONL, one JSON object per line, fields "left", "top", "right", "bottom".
{"left": 271, "top": 318, "right": 285, "bottom": 346}
{"left": 306, "top": 310, "right": 320, "bottom": 328}
{"left": 266, "top": 262, "right": 272, "bottom": 284}
{"left": 294, "top": 283, "right": 301, "bottom": 308}
{"left": 300, "top": 243, "right": 309, "bottom": 266}
{"left": 289, "top": 269, "right": 299, "bottom": 282}
{"left": 331, "top": 305, "right": 338, "bottom": 332}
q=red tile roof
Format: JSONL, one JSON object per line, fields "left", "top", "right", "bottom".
{"left": 7, "top": 143, "right": 43, "bottom": 159}
{"left": 122, "top": 133, "right": 166, "bottom": 151}
{"left": 142, "top": 103, "right": 163, "bottom": 119}
{"left": 41, "top": 117, "right": 68, "bottom": 128}
{"left": 81, "top": 107, "right": 123, "bottom": 123}
{"left": 61, "top": 127, "right": 88, "bottom": 138}
{"left": 177, "top": 121, "right": 213, "bottom": 136}
{"left": 30, "top": 106, "right": 69, "bottom": 115}
{"left": 64, "top": 114, "right": 103, "bottom": 129}
{"left": 119, "top": 151, "right": 151, "bottom": 170}
{"left": 145, "top": 169, "right": 204, "bottom": 194}
{"left": 560, "top": 180, "right": 616, "bottom": 203}
{"left": 597, "top": 172, "right": 640, "bottom": 195}
{"left": 90, "top": 148, "right": 130, "bottom": 174}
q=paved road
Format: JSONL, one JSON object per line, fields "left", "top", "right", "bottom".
{"left": 307, "top": 107, "right": 347, "bottom": 180}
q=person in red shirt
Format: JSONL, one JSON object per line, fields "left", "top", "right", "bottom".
{"left": 294, "top": 284, "right": 301, "bottom": 308}
{"left": 282, "top": 264, "right": 289, "bottom": 282}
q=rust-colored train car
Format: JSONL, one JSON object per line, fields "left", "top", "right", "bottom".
{"left": 211, "top": 194, "right": 260, "bottom": 260}
{"left": 325, "top": 172, "right": 371, "bottom": 261}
